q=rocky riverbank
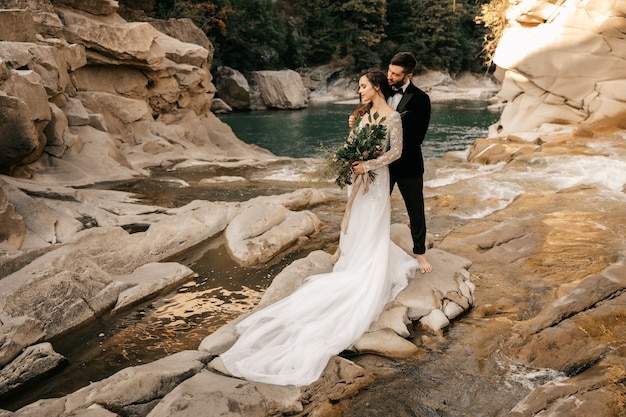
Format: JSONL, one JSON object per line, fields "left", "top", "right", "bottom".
{"left": 0, "top": 0, "right": 482, "bottom": 414}
{"left": 1, "top": 0, "right": 625, "bottom": 416}
{"left": 2, "top": 126, "right": 624, "bottom": 417}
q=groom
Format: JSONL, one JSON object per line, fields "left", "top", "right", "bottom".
{"left": 386, "top": 52, "right": 433, "bottom": 273}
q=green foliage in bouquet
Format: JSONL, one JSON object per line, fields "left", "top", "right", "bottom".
{"left": 319, "top": 111, "right": 387, "bottom": 188}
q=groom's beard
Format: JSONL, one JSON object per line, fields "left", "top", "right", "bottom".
{"left": 390, "top": 81, "right": 404, "bottom": 89}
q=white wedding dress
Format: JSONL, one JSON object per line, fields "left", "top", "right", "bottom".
{"left": 220, "top": 111, "right": 419, "bottom": 386}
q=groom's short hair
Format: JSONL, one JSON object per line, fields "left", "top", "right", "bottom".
{"left": 390, "top": 52, "right": 418, "bottom": 75}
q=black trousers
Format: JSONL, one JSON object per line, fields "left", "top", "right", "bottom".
{"left": 390, "top": 176, "right": 426, "bottom": 255}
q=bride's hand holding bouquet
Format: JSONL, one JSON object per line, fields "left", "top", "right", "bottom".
{"left": 325, "top": 110, "right": 387, "bottom": 189}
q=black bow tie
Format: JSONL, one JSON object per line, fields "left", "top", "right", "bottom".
{"left": 392, "top": 86, "right": 404, "bottom": 95}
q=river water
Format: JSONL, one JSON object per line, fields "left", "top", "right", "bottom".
{"left": 3, "top": 102, "right": 533, "bottom": 414}
{"left": 218, "top": 101, "right": 498, "bottom": 160}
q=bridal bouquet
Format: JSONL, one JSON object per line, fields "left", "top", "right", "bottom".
{"left": 322, "top": 111, "right": 387, "bottom": 188}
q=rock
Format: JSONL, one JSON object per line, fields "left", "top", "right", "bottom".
{"left": 515, "top": 260, "right": 626, "bottom": 337}
{"left": 225, "top": 202, "right": 321, "bottom": 267}
{"left": 198, "top": 249, "right": 336, "bottom": 356}
{"left": 153, "top": 33, "right": 209, "bottom": 68}
{"left": 59, "top": 350, "right": 210, "bottom": 417}
{"left": 146, "top": 370, "right": 304, "bottom": 417}
{"left": 353, "top": 328, "right": 421, "bottom": 358}
{"left": 43, "top": 102, "right": 68, "bottom": 152}
{"left": 0, "top": 41, "right": 81, "bottom": 98}
{"left": 0, "top": 182, "right": 26, "bottom": 250}
{"left": 0, "top": 9, "right": 38, "bottom": 42}
{"left": 58, "top": 8, "right": 167, "bottom": 70}
{"left": 509, "top": 262, "right": 626, "bottom": 375}
{"left": 419, "top": 308, "right": 451, "bottom": 335}
{"left": 202, "top": 228, "right": 474, "bottom": 384}
{"left": 429, "top": 130, "right": 626, "bottom": 416}
{"left": 198, "top": 319, "right": 240, "bottom": 356}
{"left": 0, "top": 315, "right": 45, "bottom": 367}
{"left": 7, "top": 396, "right": 66, "bottom": 417}
{"left": 74, "top": 65, "right": 149, "bottom": 99}
{"left": 7, "top": 0, "right": 64, "bottom": 38}
{"left": 297, "top": 356, "right": 376, "bottom": 415}
{"left": 88, "top": 113, "right": 107, "bottom": 131}
{"left": 54, "top": 0, "right": 119, "bottom": 16}
{"left": 491, "top": 0, "right": 626, "bottom": 136}
{"left": 256, "top": 249, "right": 335, "bottom": 308}
{"left": 0, "top": 256, "right": 124, "bottom": 338}
{"left": 395, "top": 248, "right": 473, "bottom": 323}
{"left": 368, "top": 303, "right": 411, "bottom": 337}
{"left": 210, "top": 97, "right": 232, "bottom": 114}
{"left": 1, "top": 178, "right": 81, "bottom": 248}
{"left": 0, "top": 4, "right": 383, "bottom": 413}
{"left": 203, "top": 356, "right": 375, "bottom": 417}
{"left": 246, "top": 187, "right": 333, "bottom": 211}
{"left": 253, "top": 69, "right": 308, "bottom": 110}
{"left": 442, "top": 299, "right": 466, "bottom": 320}
{"left": 200, "top": 175, "right": 245, "bottom": 184}
{"left": 0, "top": 182, "right": 287, "bottom": 397}
{"left": 214, "top": 66, "right": 251, "bottom": 110}
{"left": 0, "top": 4, "right": 270, "bottom": 183}
{"left": 0, "top": 342, "right": 66, "bottom": 396}
{"left": 78, "top": 91, "right": 152, "bottom": 125}
{"left": 71, "top": 404, "right": 121, "bottom": 416}
{"left": 1, "top": 1, "right": 621, "bottom": 414}
{"left": 0, "top": 94, "right": 41, "bottom": 174}
{"left": 147, "top": 18, "right": 215, "bottom": 59}
{"left": 412, "top": 70, "right": 498, "bottom": 102}
{"left": 63, "top": 97, "right": 90, "bottom": 126}
{"left": 112, "top": 262, "right": 197, "bottom": 313}
{"left": 503, "top": 357, "right": 626, "bottom": 417}
{"left": 173, "top": 64, "right": 212, "bottom": 106}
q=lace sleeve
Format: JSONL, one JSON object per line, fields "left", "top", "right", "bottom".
{"left": 362, "top": 111, "right": 403, "bottom": 172}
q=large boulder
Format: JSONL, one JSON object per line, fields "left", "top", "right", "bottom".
{"left": 214, "top": 66, "right": 251, "bottom": 110}
{"left": 0, "top": 342, "right": 66, "bottom": 396}
{"left": 253, "top": 69, "right": 308, "bottom": 110}
{"left": 225, "top": 202, "right": 321, "bottom": 267}
{"left": 491, "top": 0, "right": 626, "bottom": 136}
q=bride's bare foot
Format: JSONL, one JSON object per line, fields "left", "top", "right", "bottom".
{"left": 415, "top": 254, "right": 433, "bottom": 274}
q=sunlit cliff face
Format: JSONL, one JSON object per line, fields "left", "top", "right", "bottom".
{"left": 490, "top": 0, "right": 626, "bottom": 137}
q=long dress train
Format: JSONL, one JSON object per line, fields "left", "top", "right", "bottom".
{"left": 220, "top": 111, "right": 419, "bottom": 386}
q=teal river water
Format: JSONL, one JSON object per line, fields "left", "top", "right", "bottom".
{"left": 218, "top": 101, "right": 500, "bottom": 159}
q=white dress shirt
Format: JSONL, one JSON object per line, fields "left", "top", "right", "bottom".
{"left": 388, "top": 81, "right": 410, "bottom": 110}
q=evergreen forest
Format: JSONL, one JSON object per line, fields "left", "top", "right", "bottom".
{"left": 132, "top": 0, "right": 501, "bottom": 75}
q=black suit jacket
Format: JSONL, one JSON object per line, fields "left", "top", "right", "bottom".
{"left": 390, "top": 82, "right": 431, "bottom": 178}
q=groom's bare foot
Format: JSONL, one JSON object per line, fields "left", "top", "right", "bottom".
{"left": 415, "top": 254, "right": 433, "bottom": 274}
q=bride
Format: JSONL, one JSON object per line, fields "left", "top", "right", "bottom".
{"left": 220, "top": 68, "right": 419, "bottom": 386}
